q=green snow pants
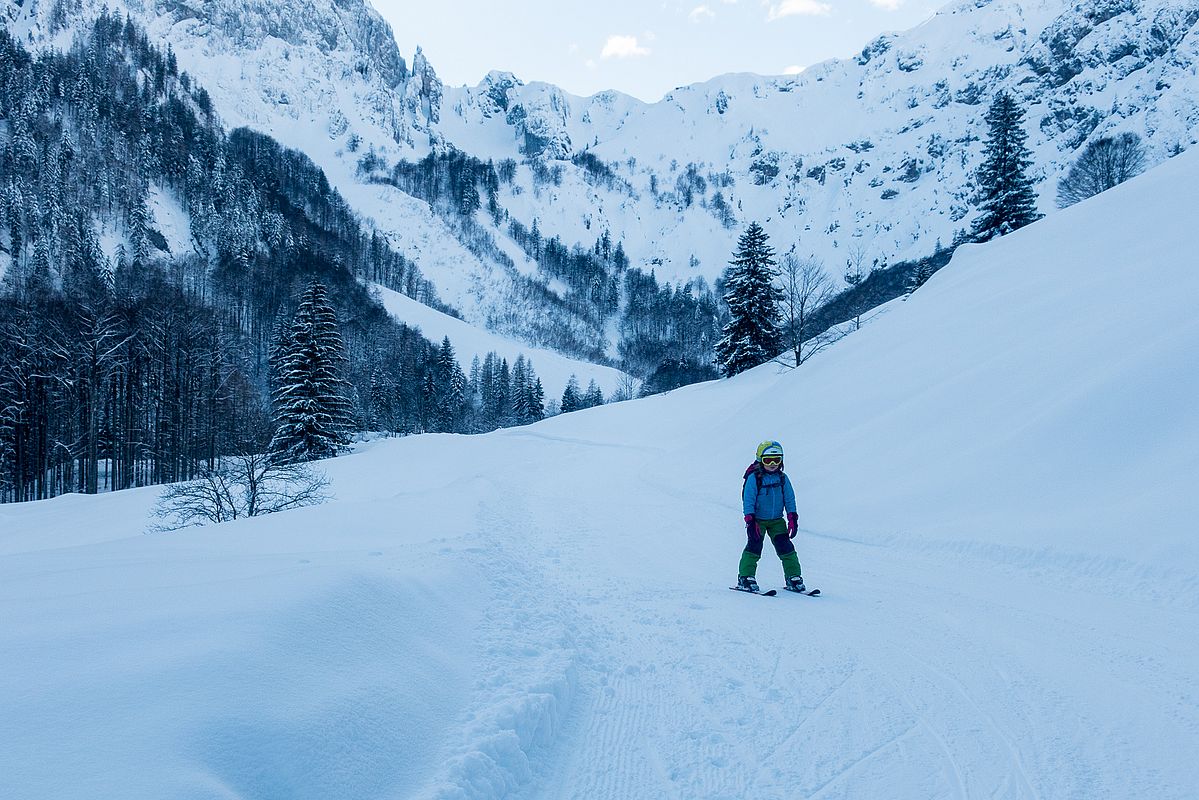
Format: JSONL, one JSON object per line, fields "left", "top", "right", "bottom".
{"left": 738, "top": 517, "right": 802, "bottom": 579}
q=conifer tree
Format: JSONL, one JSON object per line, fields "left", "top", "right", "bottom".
{"left": 511, "top": 356, "right": 531, "bottom": 423}
{"left": 434, "top": 336, "right": 465, "bottom": 432}
{"left": 367, "top": 367, "right": 392, "bottom": 431}
{"left": 971, "top": 92, "right": 1042, "bottom": 242}
{"left": 457, "top": 164, "right": 481, "bottom": 217}
{"left": 496, "top": 358, "right": 511, "bottom": 426}
{"left": 613, "top": 241, "right": 629, "bottom": 271}
{"left": 420, "top": 370, "right": 437, "bottom": 432}
{"left": 478, "top": 352, "right": 501, "bottom": 429}
{"left": 268, "top": 281, "right": 355, "bottom": 463}
{"left": 583, "top": 379, "right": 604, "bottom": 408}
{"left": 0, "top": 373, "right": 15, "bottom": 500}
{"left": 714, "top": 222, "right": 782, "bottom": 377}
{"left": 267, "top": 309, "right": 293, "bottom": 389}
{"left": 561, "top": 374, "right": 582, "bottom": 413}
{"left": 906, "top": 260, "right": 936, "bottom": 297}
{"left": 529, "top": 377, "right": 546, "bottom": 421}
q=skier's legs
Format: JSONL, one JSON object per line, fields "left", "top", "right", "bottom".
{"left": 772, "top": 536, "right": 802, "bottom": 579}
{"left": 738, "top": 522, "right": 766, "bottom": 577}
{"left": 760, "top": 518, "right": 802, "bottom": 579}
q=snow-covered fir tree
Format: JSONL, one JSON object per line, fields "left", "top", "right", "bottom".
{"left": 583, "top": 379, "right": 604, "bottom": 409}
{"left": 462, "top": 351, "right": 547, "bottom": 431}
{"left": 971, "top": 92, "right": 1042, "bottom": 242}
{"left": 906, "top": 260, "right": 936, "bottom": 296}
{"left": 509, "top": 356, "right": 549, "bottom": 424}
{"left": 529, "top": 378, "right": 546, "bottom": 421}
{"left": 715, "top": 222, "right": 782, "bottom": 377}
{"left": 511, "top": 356, "right": 531, "bottom": 422}
{"left": 434, "top": 336, "right": 467, "bottom": 432}
{"left": 269, "top": 281, "right": 356, "bottom": 463}
{"left": 560, "top": 375, "right": 582, "bottom": 413}
{"left": 367, "top": 367, "right": 392, "bottom": 431}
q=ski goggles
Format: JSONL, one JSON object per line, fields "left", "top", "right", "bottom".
{"left": 761, "top": 456, "right": 782, "bottom": 466}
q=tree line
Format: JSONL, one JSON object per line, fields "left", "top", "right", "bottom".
{"left": 0, "top": 14, "right": 517, "bottom": 502}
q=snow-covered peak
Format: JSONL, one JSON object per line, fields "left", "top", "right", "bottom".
{"left": 405, "top": 46, "right": 442, "bottom": 125}
{"left": 2, "top": 0, "right": 434, "bottom": 139}
{"left": 9, "top": 0, "right": 1199, "bottom": 362}
{"left": 473, "top": 70, "right": 523, "bottom": 118}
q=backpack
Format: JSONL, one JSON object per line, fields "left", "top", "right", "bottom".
{"left": 743, "top": 462, "right": 759, "bottom": 492}
{"left": 743, "top": 461, "right": 786, "bottom": 493}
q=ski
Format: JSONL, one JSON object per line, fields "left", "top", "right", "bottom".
{"left": 781, "top": 587, "right": 821, "bottom": 596}
{"left": 729, "top": 586, "right": 777, "bottom": 596}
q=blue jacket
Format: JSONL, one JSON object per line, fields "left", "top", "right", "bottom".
{"left": 743, "top": 467, "right": 796, "bottom": 521}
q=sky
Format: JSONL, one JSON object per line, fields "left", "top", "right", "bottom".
{"left": 377, "top": 0, "right": 944, "bottom": 103}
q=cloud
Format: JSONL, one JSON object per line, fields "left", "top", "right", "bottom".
{"left": 783, "top": 64, "right": 806, "bottom": 74}
{"left": 766, "top": 0, "right": 833, "bottom": 19}
{"left": 689, "top": 4, "right": 716, "bottom": 22}
{"left": 601, "top": 35, "right": 651, "bottom": 59}
{"left": 868, "top": 0, "right": 904, "bottom": 8}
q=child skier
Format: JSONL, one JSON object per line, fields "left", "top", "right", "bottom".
{"left": 736, "top": 440, "right": 805, "bottom": 593}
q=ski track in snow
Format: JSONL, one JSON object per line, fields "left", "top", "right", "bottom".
{"left": 400, "top": 486, "right": 584, "bottom": 800}
{"left": 3, "top": 426, "right": 1195, "bottom": 799}
{"left": 463, "top": 431, "right": 1198, "bottom": 800}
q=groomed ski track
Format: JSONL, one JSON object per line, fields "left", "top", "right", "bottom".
{"left": 442, "top": 429, "right": 1196, "bottom": 800}
{"left": 3, "top": 427, "right": 1194, "bottom": 799}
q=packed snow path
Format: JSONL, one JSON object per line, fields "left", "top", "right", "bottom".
{"left": 453, "top": 430, "right": 1197, "bottom": 800}
{"left": 2, "top": 426, "right": 1196, "bottom": 799}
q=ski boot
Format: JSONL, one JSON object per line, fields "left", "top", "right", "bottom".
{"left": 785, "top": 575, "right": 807, "bottom": 593}
{"left": 736, "top": 575, "right": 760, "bottom": 593}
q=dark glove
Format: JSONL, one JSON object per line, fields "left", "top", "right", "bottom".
{"left": 744, "top": 514, "right": 756, "bottom": 536}
{"left": 787, "top": 512, "right": 799, "bottom": 539}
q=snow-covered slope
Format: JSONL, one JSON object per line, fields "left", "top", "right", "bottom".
{"left": 3, "top": 130, "right": 1197, "bottom": 798}
{"left": 3, "top": 0, "right": 513, "bottom": 319}
{"left": 7, "top": 0, "right": 1198, "bottom": 359}
{"left": 373, "top": 283, "right": 628, "bottom": 397}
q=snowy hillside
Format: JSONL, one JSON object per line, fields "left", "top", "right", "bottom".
{"left": 6, "top": 0, "right": 1198, "bottom": 361}
{"left": 3, "top": 132, "right": 1197, "bottom": 798}
{"left": 372, "top": 283, "right": 628, "bottom": 398}
{"left": 438, "top": 0, "right": 1199, "bottom": 287}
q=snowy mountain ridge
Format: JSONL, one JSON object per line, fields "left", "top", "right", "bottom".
{"left": 5, "top": 0, "right": 1198, "bottom": 359}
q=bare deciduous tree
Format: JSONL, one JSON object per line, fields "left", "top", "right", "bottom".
{"left": 777, "top": 252, "right": 839, "bottom": 366}
{"left": 843, "top": 243, "right": 870, "bottom": 331}
{"left": 1057, "top": 133, "right": 1147, "bottom": 208}
{"left": 609, "top": 373, "right": 641, "bottom": 403}
{"left": 151, "top": 453, "right": 330, "bottom": 531}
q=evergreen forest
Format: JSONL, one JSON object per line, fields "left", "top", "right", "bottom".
{"left": 0, "top": 15, "right": 532, "bottom": 502}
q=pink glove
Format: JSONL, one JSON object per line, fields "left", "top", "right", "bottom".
{"left": 787, "top": 512, "right": 799, "bottom": 539}
{"left": 744, "top": 514, "right": 756, "bottom": 536}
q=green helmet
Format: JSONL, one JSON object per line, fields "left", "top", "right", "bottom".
{"left": 756, "top": 440, "right": 784, "bottom": 462}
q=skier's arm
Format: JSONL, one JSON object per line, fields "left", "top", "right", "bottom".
{"left": 742, "top": 475, "right": 757, "bottom": 517}
{"left": 784, "top": 475, "right": 799, "bottom": 538}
